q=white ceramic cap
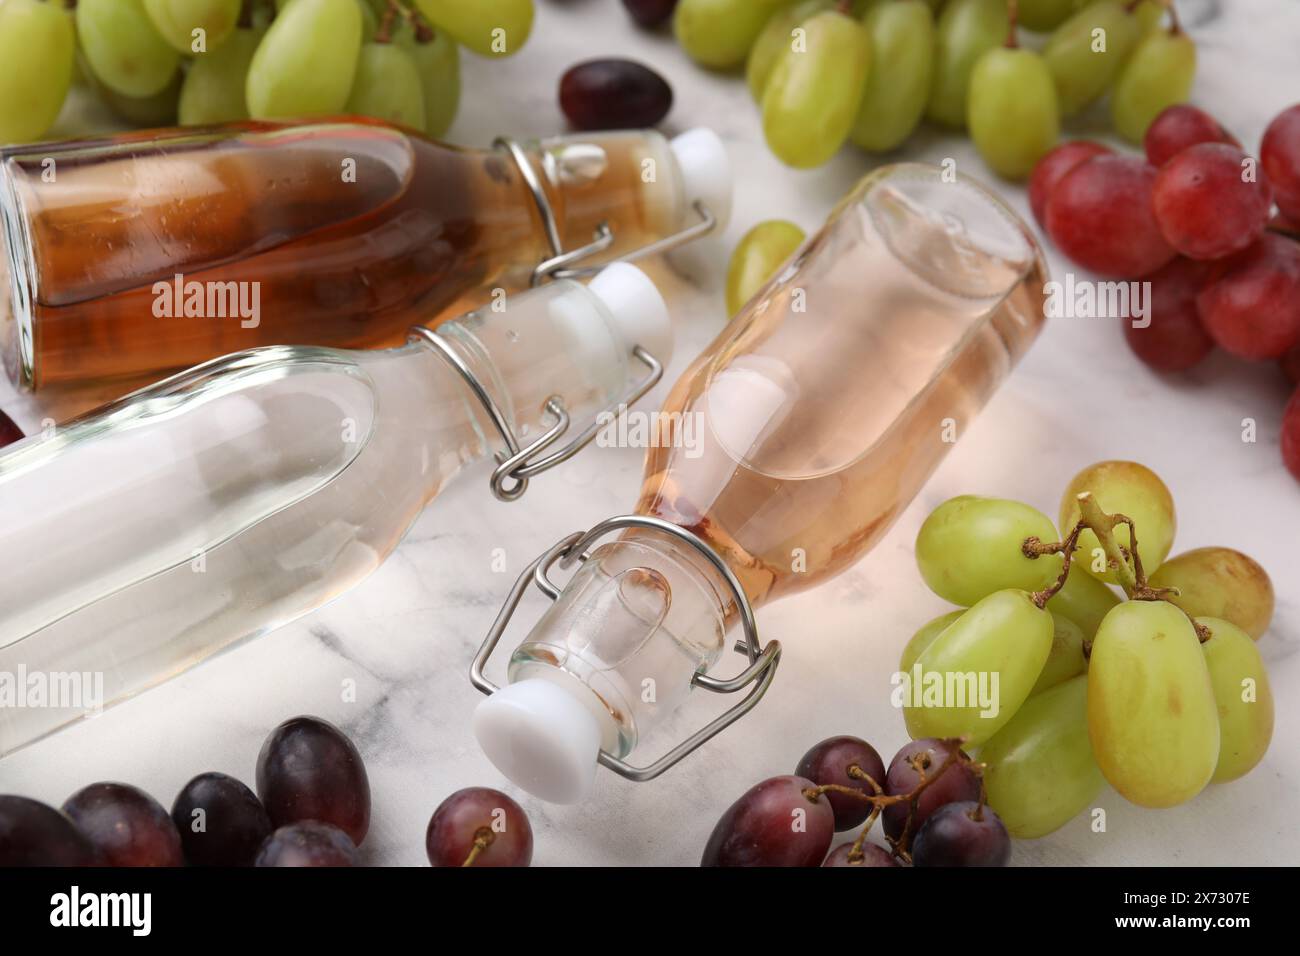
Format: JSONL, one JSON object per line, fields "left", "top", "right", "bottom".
{"left": 473, "top": 679, "right": 604, "bottom": 804}
{"left": 586, "top": 262, "right": 672, "bottom": 365}
{"left": 670, "top": 128, "right": 733, "bottom": 231}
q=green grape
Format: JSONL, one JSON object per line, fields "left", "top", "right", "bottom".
{"left": 410, "top": 32, "right": 460, "bottom": 139}
{"left": 850, "top": 0, "right": 934, "bottom": 153}
{"left": 1017, "top": 0, "right": 1074, "bottom": 32}
{"left": 345, "top": 42, "right": 426, "bottom": 131}
{"left": 903, "top": 589, "right": 1053, "bottom": 746}
{"left": 967, "top": 46, "right": 1059, "bottom": 180}
{"left": 95, "top": 58, "right": 184, "bottom": 126}
{"left": 143, "top": 0, "right": 240, "bottom": 55}
{"left": 357, "top": 0, "right": 379, "bottom": 42}
{"left": 915, "top": 496, "right": 1061, "bottom": 607}
{"left": 1030, "top": 613, "right": 1086, "bottom": 696}
{"left": 899, "top": 609, "right": 965, "bottom": 674}
{"left": 725, "top": 220, "right": 806, "bottom": 315}
{"left": 762, "top": 10, "right": 871, "bottom": 169}
{"left": 178, "top": 26, "right": 261, "bottom": 125}
{"left": 1047, "top": 563, "right": 1119, "bottom": 640}
{"left": 925, "top": 0, "right": 1007, "bottom": 130}
{"left": 1087, "top": 600, "right": 1219, "bottom": 808}
{"left": 1199, "top": 617, "right": 1273, "bottom": 783}
{"left": 1058, "top": 460, "right": 1176, "bottom": 584}
{"left": 676, "top": 0, "right": 789, "bottom": 72}
{"left": 413, "top": 0, "right": 533, "bottom": 58}
{"left": 0, "top": 0, "right": 75, "bottom": 144}
{"left": 246, "top": 0, "right": 362, "bottom": 119}
{"left": 981, "top": 676, "right": 1104, "bottom": 839}
{"left": 1149, "top": 548, "right": 1274, "bottom": 640}
{"left": 1042, "top": 0, "right": 1140, "bottom": 116}
{"left": 746, "top": 0, "right": 831, "bottom": 101}
{"left": 1110, "top": 27, "right": 1196, "bottom": 144}
{"left": 76, "top": 0, "right": 180, "bottom": 99}
{"left": 1131, "top": 0, "right": 1165, "bottom": 34}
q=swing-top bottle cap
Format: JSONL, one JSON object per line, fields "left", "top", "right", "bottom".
{"left": 670, "top": 128, "right": 732, "bottom": 231}
{"left": 587, "top": 262, "right": 672, "bottom": 364}
{"left": 473, "top": 678, "right": 609, "bottom": 804}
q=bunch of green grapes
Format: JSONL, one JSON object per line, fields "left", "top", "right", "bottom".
{"left": 902, "top": 460, "right": 1274, "bottom": 839}
{"left": 667, "top": 0, "right": 1197, "bottom": 180}
{"left": 1, "top": 0, "right": 535, "bottom": 147}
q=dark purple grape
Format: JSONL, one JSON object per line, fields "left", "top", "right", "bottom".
{"left": 62, "top": 783, "right": 183, "bottom": 866}
{"left": 426, "top": 788, "right": 533, "bottom": 867}
{"left": 0, "top": 409, "right": 22, "bottom": 448}
{"left": 622, "top": 0, "right": 678, "bottom": 27}
{"left": 881, "top": 739, "right": 981, "bottom": 847}
{"left": 822, "top": 842, "right": 899, "bottom": 867}
{"left": 795, "top": 735, "right": 885, "bottom": 831}
{"left": 0, "top": 795, "right": 100, "bottom": 866}
{"left": 701, "top": 775, "right": 834, "bottom": 867}
{"left": 911, "top": 801, "right": 1011, "bottom": 867}
{"left": 254, "top": 822, "right": 359, "bottom": 867}
{"left": 559, "top": 58, "right": 673, "bottom": 132}
{"left": 256, "top": 716, "right": 370, "bottom": 845}
{"left": 171, "top": 772, "right": 273, "bottom": 867}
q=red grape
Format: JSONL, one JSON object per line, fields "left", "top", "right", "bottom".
{"left": 256, "top": 716, "right": 370, "bottom": 845}
{"left": 1271, "top": 212, "right": 1300, "bottom": 241}
{"left": 1261, "top": 103, "right": 1300, "bottom": 220}
{"left": 701, "top": 775, "right": 834, "bottom": 867}
{"left": 0, "top": 409, "right": 22, "bottom": 448}
{"left": 1197, "top": 233, "right": 1300, "bottom": 360}
{"left": 1283, "top": 387, "right": 1300, "bottom": 482}
{"left": 425, "top": 788, "right": 533, "bottom": 867}
{"left": 822, "top": 842, "right": 899, "bottom": 867}
{"left": 622, "top": 0, "right": 678, "bottom": 27}
{"left": 1144, "top": 104, "right": 1239, "bottom": 167}
{"left": 1152, "top": 144, "right": 1272, "bottom": 260}
{"left": 1045, "top": 155, "right": 1177, "bottom": 278}
{"left": 560, "top": 59, "right": 673, "bottom": 131}
{"left": 62, "top": 782, "right": 184, "bottom": 866}
{"left": 254, "top": 822, "right": 359, "bottom": 867}
{"left": 0, "top": 795, "right": 100, "bottom": 866}
{"left": 1028, "top": 140, "right": 1112, "bottom": 229}
{"left": 1281, "top": 344, "right": 1300, "bottom": 385}
{"left": 880, "top": 739, "right": 980, "bottom": 846}
{"left": 795, "top": 735, "right": 885, "bottom": 831}
{"left": 171, "top": 772, "right": 273, "bottom": 867}
{"left": 910, "top": 801, "right": 1011, "bottom": 867}
{"left": 1123, "top": 256, "right": 1218, "bottom": 372}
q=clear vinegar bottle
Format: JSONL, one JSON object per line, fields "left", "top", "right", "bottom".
{"left": 0, "top": 263, "right": 672, "bottom": 756}
{"left": 473, "top": 164, "right": 1050, "bottom": 802}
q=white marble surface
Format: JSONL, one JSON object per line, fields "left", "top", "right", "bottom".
{"left": 3, "top": 0, "right": 1299, "bottom": 866}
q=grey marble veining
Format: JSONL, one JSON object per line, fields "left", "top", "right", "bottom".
{"left": 2, "top": 0, "right": 1298, "bottom": 866}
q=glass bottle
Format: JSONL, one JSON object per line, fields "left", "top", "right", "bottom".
{"left": 473, "top": 164, "right": 1050, "bottom": 802}
{"left": 0, "top": 263, "right": 672, "bottom": 756}
{"left": 0, "top": 118, "right": 728, "bottom": 391}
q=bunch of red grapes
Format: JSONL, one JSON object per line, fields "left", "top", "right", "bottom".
{"left": 1030, "top": 102, "right": 1300, "bottom": 483}
{"left": 702, "top": 735, "right": 1009, "bottom": 867}
{"left": 0, "top": 716, "right": 370, "bottom": 866}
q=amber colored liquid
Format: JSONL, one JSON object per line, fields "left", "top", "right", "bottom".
{"left": 4, "top": 120, "right": 676, "bottom": 388}
{"left": 634, "top": 172, "right": 1048, "bottom": 611}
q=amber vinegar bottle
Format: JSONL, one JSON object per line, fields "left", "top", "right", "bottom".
{"left": 0, "top": 118, "right": 729, "bottom": 391}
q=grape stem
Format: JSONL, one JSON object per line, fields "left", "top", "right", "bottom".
{"left": 1004, "top": 0, "right": 1020, "bottom": 48}
{"left": 803, "top": 740, "right": 982, "bottom": 864}
{"left": 1022, "top": 492, "right": 1212, "bottom": 643}
{"left": 375, "top": 0, "right": 402, "bottom": 44}
{"left": 1164, "top": 0, "right": 1184, "bottom": 36}
{"left": 461, "top": 827, "right": 495, "bottom": 867}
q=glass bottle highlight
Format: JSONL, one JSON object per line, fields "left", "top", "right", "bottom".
{"left": 0, "top": 263, "right": 672, "bottom": 755}
{"left": 473, "top": 164, "right": 1050, "bottom": 803}
{"left": 0, "top": 118, "right": 728, "bottom": 390}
